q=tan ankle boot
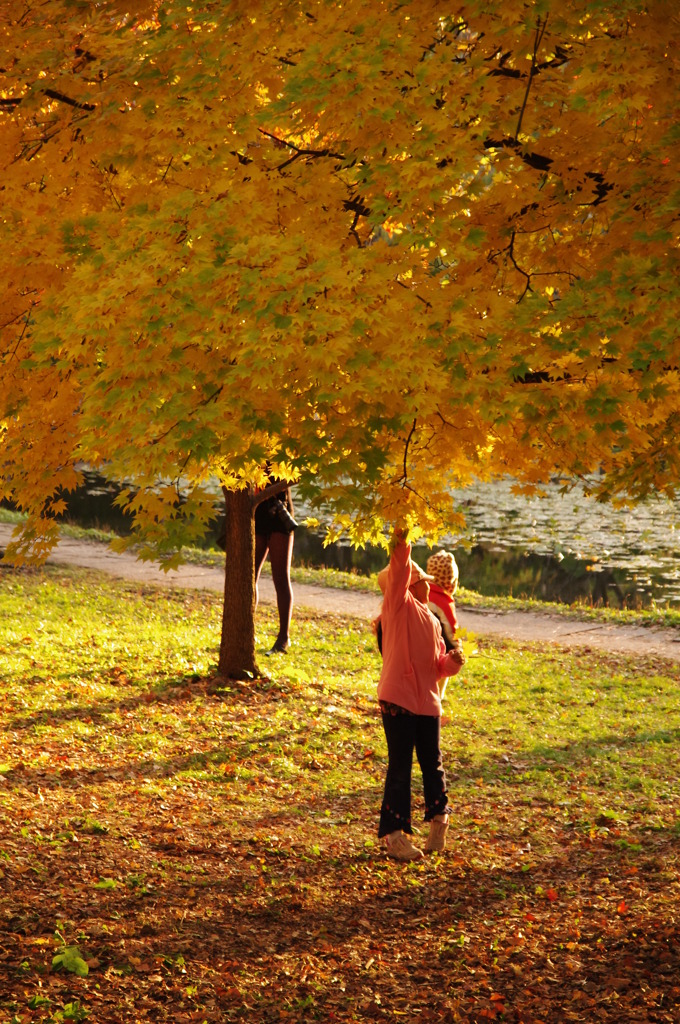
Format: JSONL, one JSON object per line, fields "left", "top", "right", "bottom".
{"left": 424, "top": 816, "right": 448, "bottom": 853}
{"left": 384, "top": 831, "right": 424, "bottom": 861}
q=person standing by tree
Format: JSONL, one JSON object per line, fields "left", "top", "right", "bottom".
{"left": 254, "top": 483, "right": 297, "bottom": 655}
{"left": 217, "top": 479, "right": 297, "bottom": 657}
{"left": 376, "top": 529, "right": 466, "bottom": 861}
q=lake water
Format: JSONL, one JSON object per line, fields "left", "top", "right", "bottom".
{"left": 293, "top": 478, "right": 680, "bottom": 609}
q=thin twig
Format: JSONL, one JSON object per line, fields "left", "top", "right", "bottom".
{"left": 349, "top": 210, "right": 362, "bottom": 248}
{"left": 400, "top": 419, "right": 417, "bottom": 486}
{"left": 161, "top": 156, "right": 174, "bottom": 182}
{"left": 514, "top": 15, "right": 549, "bottom": 142}
{"left": 258, "top": 127, "right": 346, "bottom": 168}
{"left": 43, "top": 88, "right": 95, "bottom": 112}
{"left": 2, "top": 305, "right": 35, "bottom": 365}
{"left": 150, "top": 386, "right": 224, "bottom": 446}
{"left": 395, "top": 278, "right": 432, "bottom": 308}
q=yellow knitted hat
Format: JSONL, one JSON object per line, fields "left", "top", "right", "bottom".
{"left": 426, "top": 550, "right": 459, "bottom": 595}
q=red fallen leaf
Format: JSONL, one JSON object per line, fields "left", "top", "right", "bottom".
{"left": 134, "top": 960, "right": 156, "bottom": 973}
{"left": 546, "top": 887, "right": 558, "bottom": 901}
{"left": 617, "top": 900, "right": 629, "bottom": 914}
{"left": 490, "top": 992, "right": 504, "bottom": 1002}
{"left": 524, "top": 912, "right": 537, "bottom": 922}
{"left": 607, "top": 976, "right": 630, "bottom": 991}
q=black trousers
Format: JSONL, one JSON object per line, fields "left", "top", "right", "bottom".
{"left": 378, "top": 711, "right": 448, "bottom": 838}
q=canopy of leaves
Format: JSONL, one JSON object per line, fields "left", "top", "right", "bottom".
{"left": 1, "top": 0, "right": 679, "bottom": 559}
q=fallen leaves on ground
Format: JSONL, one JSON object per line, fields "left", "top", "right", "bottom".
{"left": 1, "top": 569, "right": 679, "bottom": 1022}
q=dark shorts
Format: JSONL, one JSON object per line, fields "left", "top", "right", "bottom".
{"left": 255, "top": 495, "right": 294, "bottom": 536}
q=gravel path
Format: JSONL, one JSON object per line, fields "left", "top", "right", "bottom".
{"left": 2, "top": 524, "right": 680, "bottom": 663}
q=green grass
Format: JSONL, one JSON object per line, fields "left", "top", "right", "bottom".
{"left": 1, "top": 564, "right": 680, "bottom": 1022}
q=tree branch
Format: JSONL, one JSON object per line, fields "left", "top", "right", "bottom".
{"left": 1, "top": 305, "right": 34, "bottom": 365}
{"left": 160, "top": 156, "right": 174, "bottom": 182}
{"left": 515, "top": 15, "right": 549, "bottom": 142}
{"left": 44, "top": 89, "right": 95, "bottom": 112}
{"left": 348, "top": 209, "right": 362, "bottom": 248}
{"left": 258, "top": 127, "right": 345, "bottom": 170}
{"left": 251, "top": 479, "right": 292, "bottom": 507}
{"left": 396, "top": 278, "right": 432, "bottom": 309}
{"left": 398, "top": 418, "right": 418, "bottom": 487}
{"left": 150, "top": 386, "right": 224, "bottom": 446}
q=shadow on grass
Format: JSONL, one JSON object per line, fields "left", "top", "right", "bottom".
{"left": 6, "top": 670, "right": 680, "bottom": 818}
{"left": 7, "top": 824, "right": 679, "bottom": 1022}
{"left": 442, "top": 727, "right": 680, "bottom": 798}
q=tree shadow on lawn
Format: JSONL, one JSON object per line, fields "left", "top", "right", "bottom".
{"left": 5, "top": 673, "right": 217, "bottom": 733}
{"left": 145, "top": 833, "right": 680, "bottom": 1018}
{"left": 445, "top": 725, "right": 680, "bottom": 783}
{"left": 2, "top": 730, "right": 303, "bottom": 793}
{"left": 6, "top": 820, "right": 679, "bottom": 1023}
{"left": 7, "top": 700, "right": 680, "bottom": 818}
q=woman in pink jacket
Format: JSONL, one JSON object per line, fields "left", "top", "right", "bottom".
{"left": 376, "top": 531, "right": 465, "bottom": 861}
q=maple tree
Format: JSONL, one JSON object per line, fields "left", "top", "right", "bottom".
{"left": 1, "top": 0, "right": 678, "bottom": 677}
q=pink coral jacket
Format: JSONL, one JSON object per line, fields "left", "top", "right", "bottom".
{"left": 377, "top": 540, "right": 462, "bottom": 716}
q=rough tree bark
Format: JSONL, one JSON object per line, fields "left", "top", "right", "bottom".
{"left": 218, "top": 486, "right": 259, "bottom": 680}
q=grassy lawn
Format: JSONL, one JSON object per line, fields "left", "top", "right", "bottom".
{"left": 1, "top": 565, "right": 680, "bottom": 1023}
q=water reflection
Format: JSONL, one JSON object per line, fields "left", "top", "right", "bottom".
{"left": 292, "top": 478, "right": 680, "bottom": 609}
{"left": 447, "top": 478, "right": 680, "bottom": 607}
{"left": 292, "top": 529, "right": 663, "bottom": 609}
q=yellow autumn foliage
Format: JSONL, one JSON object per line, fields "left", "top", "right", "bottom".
{"left": 0, "top": 0, "right": 678, "bottom": 559}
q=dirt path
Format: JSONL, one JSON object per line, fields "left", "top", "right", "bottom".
{"left": 2, "top": 523, "right": 680, "bottom": 663}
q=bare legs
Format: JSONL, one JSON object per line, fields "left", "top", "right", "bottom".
{"left": 254, "top": 530, "right": 294, "bottom": 652}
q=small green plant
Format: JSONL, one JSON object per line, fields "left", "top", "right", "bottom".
{"left": 52, "top": 1002, "right": 90, "bottom": 1022}
{"left": 78, "top": 816, "right": 109, "bottom": 834}
{"left": 27, "top": 993, "right": 52, "bottom": 1009}
{"left": 126, "top": 872, "right": 148, "bottom": 892}
{"left": 163, "top": 953, "right": 187, "bottom": 974}
{"left": 52, "top": 946, "right": 89, "bottom": 978}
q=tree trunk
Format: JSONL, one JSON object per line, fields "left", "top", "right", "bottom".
{"left": 218, "top": 487, "right": 260, "bottom": 680}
